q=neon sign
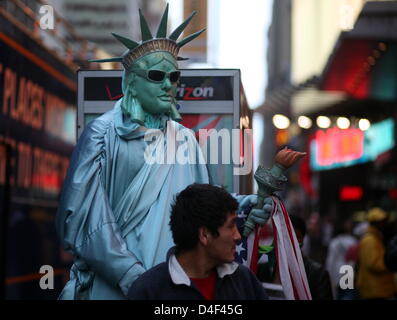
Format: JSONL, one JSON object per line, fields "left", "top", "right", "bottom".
{"left": 315, "top": 128, "right": 364, "bottom": 166}
{"left": 311, "top": 118, "right": 395, "bottom": 171}
{"left": 340, "top": 186, "right": 363, "bottom": 201}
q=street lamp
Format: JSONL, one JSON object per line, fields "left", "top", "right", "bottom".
{"left": 316, "top": 116, "right": 331, "bottom": 129}
{"left": 337, "top": 117, "right": 350, "bottom": 129}
{"left": 297, "top": 116, "right": 312, "bottom": 129}
{"left": 358, "top": 118, "right": 371, "bottom": 131}
{"left": 272, "top": 114, "right": 290, "bottom": 129}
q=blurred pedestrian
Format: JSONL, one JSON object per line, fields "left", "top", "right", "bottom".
{"left": 357, "top": 207, "right": 396, "bottom": 299}
{"left": 345, "top": 220, "right": 369, "bottom": 267}
{"left": 290, "top": 215, "right": 333, "bottom": 300}
{"left": 325, "top": 219, "right": 357, "bottom": 299}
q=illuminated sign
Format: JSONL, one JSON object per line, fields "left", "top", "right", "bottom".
{"left": 83, "top": 75, "right": 234, "bottom": 101}
{"left": 311, "top": 118, "right": 395, "bottom": 170}
{"left": 0, "top": 28, "right": 75, "bottom": 198}
{"left": 315, "top": 127, "right": 364, "bottom": 166}
{"left": 339, "top": 186, "right": 363, "bottom": 201}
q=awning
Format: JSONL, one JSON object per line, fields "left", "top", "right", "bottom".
{"left": 320, "top": 35, "right": 397, "bottom": 101}
{"left": 321, "top": 1, "right": 397, "bottom": 101}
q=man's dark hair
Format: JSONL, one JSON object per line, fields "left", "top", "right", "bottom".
{"left": 169, "top": 183, "right": 238, "bottom": 252}
{"left": 289, "top": 214, "right": 307, "bottom": 238}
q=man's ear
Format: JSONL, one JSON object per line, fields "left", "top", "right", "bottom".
{"left": 198, "top": 227, "right": 210, "bottom": 246}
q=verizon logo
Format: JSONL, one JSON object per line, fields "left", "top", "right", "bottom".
{"left": 176, "top": 84, "right": 214, "bottom": 100}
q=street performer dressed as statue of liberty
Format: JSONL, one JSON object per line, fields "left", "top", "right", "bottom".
{"left": 56, "top": 4, "right": 303, "bottom": 300}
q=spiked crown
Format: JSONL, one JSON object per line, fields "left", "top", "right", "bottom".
{"left": 91, "top": 3, "right": 206, "bottom": 69}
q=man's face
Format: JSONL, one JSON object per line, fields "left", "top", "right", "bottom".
{"left": 131, "top": 52, "right": 178, "bottom": 115}
{"left": 206, "top": 212, "right": 241, "bottom": 264}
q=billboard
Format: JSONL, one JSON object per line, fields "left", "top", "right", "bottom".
{"left": 0, "top": 17, "right": 77, "bottom": 299}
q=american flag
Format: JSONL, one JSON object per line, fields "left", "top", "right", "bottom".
{"left": 235, "top": 197, "right": 312, "bottom": 300}
{"left": 235, "top": 205, "right": 260, "bottom": 272}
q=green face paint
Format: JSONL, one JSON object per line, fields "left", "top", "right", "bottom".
{"left": 121, "top": 52, "right": 181, "bottom": 127}
{"left": 132, "top": 52, "right": 178, "bottom": 115}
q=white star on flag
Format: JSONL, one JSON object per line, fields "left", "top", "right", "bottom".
{"left": 236, "top": 243, "right": 245, "bottom": 256}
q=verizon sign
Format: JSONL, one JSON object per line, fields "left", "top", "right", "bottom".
{"left": 177, "top": 76, "right": 233, "bottom": 101}
{"left": 82, "top": 74, "right": 234, "bottom": 102}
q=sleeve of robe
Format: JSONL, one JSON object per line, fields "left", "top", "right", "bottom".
{"left": 56, "top": 118, "right": 145, "bottom": 296}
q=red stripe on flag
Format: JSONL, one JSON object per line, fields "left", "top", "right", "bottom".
{"left": 278, "top": 198, "right": 312, "bottom": 299}
{"left": 249, "top": 227, "right": 260, "bottom": 273}
{"left": 271, "top": 199, "right": 280, "bottom": 279}
{"left": 279, "top": 200, "right": 298, "bottom": 258}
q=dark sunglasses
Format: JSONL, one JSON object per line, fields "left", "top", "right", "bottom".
{"left": 131, "top": 68, "right": 181, "bottom": 83}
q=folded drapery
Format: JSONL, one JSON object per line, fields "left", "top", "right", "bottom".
{"left": 245, "top": 196, "right": 312, "bottom": 300}
{"left": 270, "top": 196, "right": 312, "bottom": 300}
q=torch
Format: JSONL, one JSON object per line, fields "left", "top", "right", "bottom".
{"left": 243, "top": 147, "right": 306, "bottom": 237}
